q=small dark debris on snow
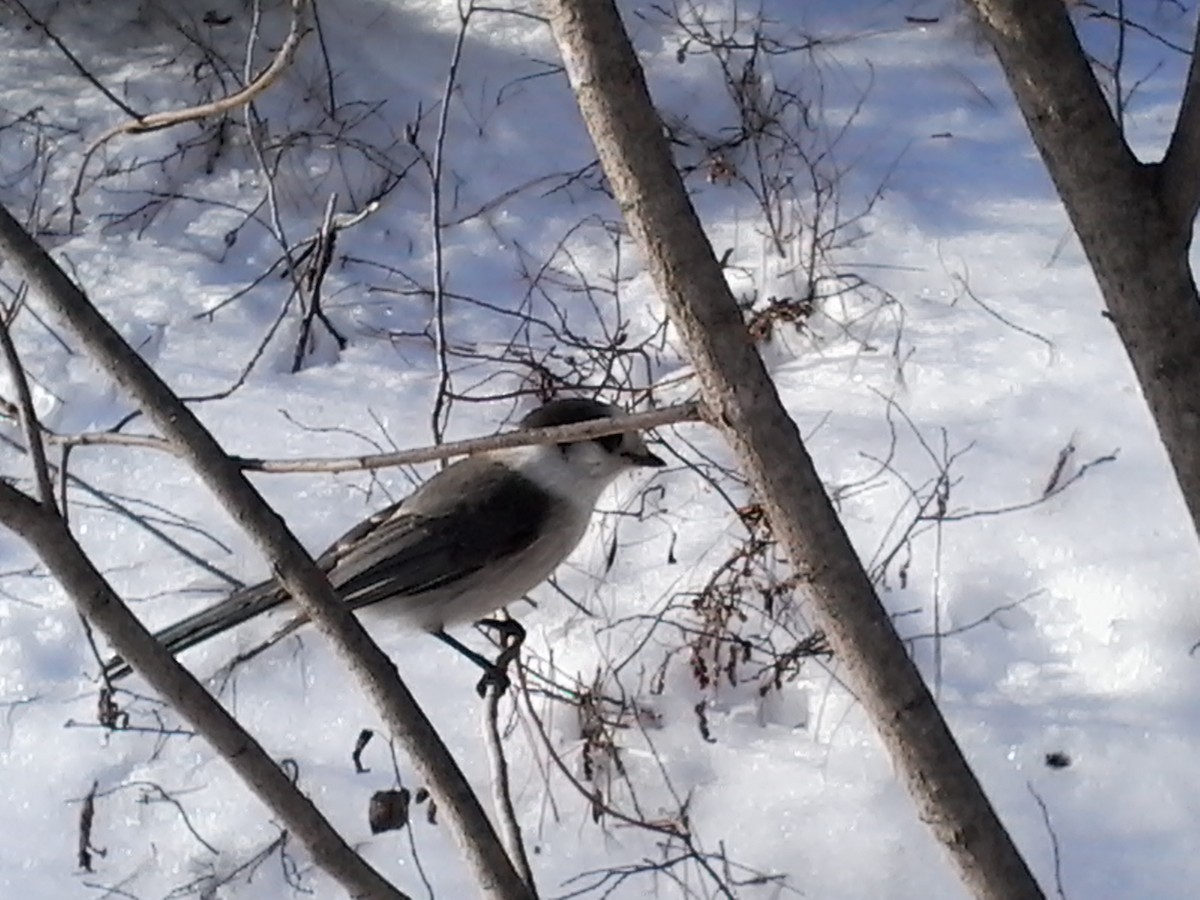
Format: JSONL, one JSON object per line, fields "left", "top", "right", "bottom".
{"left": 368, "top": 788, "right": 411, "bottom": 834}
{"left": 1044, "top": 751, "right": 1072, "bottom": 770}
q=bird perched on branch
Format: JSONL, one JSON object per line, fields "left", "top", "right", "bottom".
{"left": 104, "top": 398, "right": 666, "bottom": 691}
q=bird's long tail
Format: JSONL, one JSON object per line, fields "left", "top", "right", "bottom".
{"left": 104, "top": 579, "right": 289, "bottom": 681}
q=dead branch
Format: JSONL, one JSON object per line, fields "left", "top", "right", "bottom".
{"left": 5, "top": 0, "right": 141, "bottom": 119}
{"left": 1027, "top": 784, "right": 1068, "bottom": 900}
{"left": 0, "top": 428, "right": 242, "bottom": 587}
{"left": 76, "top": 780, "right": 101, "bottom": 872}
{"left": 428, "top": 2, "right": 478, "bottom": 444}
{"left": 291, "top": 192, "right": 349, "bottom": 372}
{"left": 513, "top": 661, "right": 760, "bottom": 897}
{"left": 27, "top": 401, "right": 703, "bottom": 473}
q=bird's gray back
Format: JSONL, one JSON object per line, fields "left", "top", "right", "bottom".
{"left": 323, "top": 456, "right": 586, "bottom": 629}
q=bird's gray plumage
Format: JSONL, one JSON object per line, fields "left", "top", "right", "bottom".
{"left": 104, "top": 398, "right": 664, "bottom": 680}
{"left": 328, "top": 456, "right": 558, "bottom": 612}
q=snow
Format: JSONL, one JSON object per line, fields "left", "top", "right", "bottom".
{"left": 1, "top": 0, "right": 1198, "bottom": 897}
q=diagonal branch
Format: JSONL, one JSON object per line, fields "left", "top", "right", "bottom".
{"left": 1161, "top": 10, "right": 1200, "bottom": 226}
{"left": 0, "top": 480, "right": 405, "bottom": 900}
{"left": 543, "top": 2, "right": 1044, "bottom": 898}
{"left": 0, "top": 202, "right": 532, "bottom": 900}
{"left": 6, "top": 0, "right": 141, "bottom": 118}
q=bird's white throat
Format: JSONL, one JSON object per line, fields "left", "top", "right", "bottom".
{"left": 501, "top": 443, "right": 620, "bottom": 510}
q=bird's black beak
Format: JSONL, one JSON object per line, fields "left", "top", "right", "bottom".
{"left": 625, "top": 448, "right": 667, "bottom": 468}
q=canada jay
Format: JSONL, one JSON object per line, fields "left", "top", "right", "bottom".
{"left": 105, "top": 398, "right": 665, "bottom": 684}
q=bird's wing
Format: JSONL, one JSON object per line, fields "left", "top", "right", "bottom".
{"left": 324, "top": 456, "right": 554, "bottom": 610}
{"left": 103, "top": 457, "right": 559, "bottom": 679}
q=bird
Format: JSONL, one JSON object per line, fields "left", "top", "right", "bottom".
{"left": 104, "top": 398, "right": 666, "bottom": 689}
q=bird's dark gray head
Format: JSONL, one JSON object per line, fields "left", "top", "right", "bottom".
{"left": 520, "top": 398, "right": 666, "bottom": 470}
{"left": 520, "top": 397, "right": 619, "bottom": 430}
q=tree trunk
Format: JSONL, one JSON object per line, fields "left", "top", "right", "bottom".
{"left": 968, "top": 0, "right": 1200, "bottom": 543}
{"left": 543, "top": 2, "right": 1045, "bottom": 898}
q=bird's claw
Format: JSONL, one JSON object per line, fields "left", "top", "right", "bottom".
{"left": 475, "top": 665, "right": 510, "bottom": 698}
{"left": 474, "top": 641, "right": 522, "bottom": 698}
{"left": 477, "top": 617, "right": 526, "bottom": 648}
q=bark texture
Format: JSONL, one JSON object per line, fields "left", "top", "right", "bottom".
{"left": 969, "top": 0, "right": 1200, "bottom": 543}
{"left": 543, "top": 2, "right": 1045, "bottom": 898}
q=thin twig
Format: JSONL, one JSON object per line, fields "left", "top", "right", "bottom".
{"left": 429, "top": 0, "right": 477, "bottom": 445}
{"left": 0, "top": 430, "right": 242, "bottom": 587}
{"left": 1027, "top": 783, "right": 1068, "bottom": 899}
{"left": 35, "top": 401, "right": 704, "bottom": 473}
{"left": 291, "top": 192, "right": 348, "bottom": 371}
{"left": 6, "top": 0, "right": 141, "bottom": 118}
{"left": 69, "top": 0, "right": 311, "bottom": 226}
{"left": 906, "top": 591, "right": 1043, "bottom": 642}
{"left": 483, "top": 687, "right": 537, "bottom": 896}
{"left": 1113, "top": 0, "right": 1127, "bottom": 131}
{"left": 937, "top": 451, "right": 1118, "bottom": 521}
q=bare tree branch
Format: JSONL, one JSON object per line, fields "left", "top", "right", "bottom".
{"left": 483, "top": 685, "right": 537, "bottom": 896}
{"left": 428, "top": 0, "right": 477, "bottom": 443}
{"left": 70, "top": 0, "right": 311, "bottom": 225}
{"left": 5, "top": 0, "right": 142, "bottom": 118}
{"left": 0, "top": 202, "right": 532, "bottom": 900}
{"left": 1161, "top": 8, "right": 1200, "bottom": 225}
{"left": 31, "top": 401, "right": 701, "bottom": 472}
{"left": 291, "top": 192, "right": 348, "bottom": 371}
{"left": 543, "top": 3, "right": 1044, "bottom": 898}
{"left": 0, "top": 480, "right": 406, "bottom": 900}
{"left": 967, "top": 0, "right": 1200, "bottom": 550}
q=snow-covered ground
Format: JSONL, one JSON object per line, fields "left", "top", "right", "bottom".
{"left": 2, "top": 0, "right": 1198, "bottom": 897}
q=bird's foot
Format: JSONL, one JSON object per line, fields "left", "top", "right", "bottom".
{"left": 476, "top": 616, "right": 526, "bottom": 650}
{"left": 433, "top": 624, "right": 524, "bottom": 697}
{"left": 474, "top": 637, "right": 522, "bottom": 698}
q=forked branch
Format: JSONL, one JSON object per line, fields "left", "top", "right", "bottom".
{"left": 0, "top": 201, "right": 532, "bottom": 900}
